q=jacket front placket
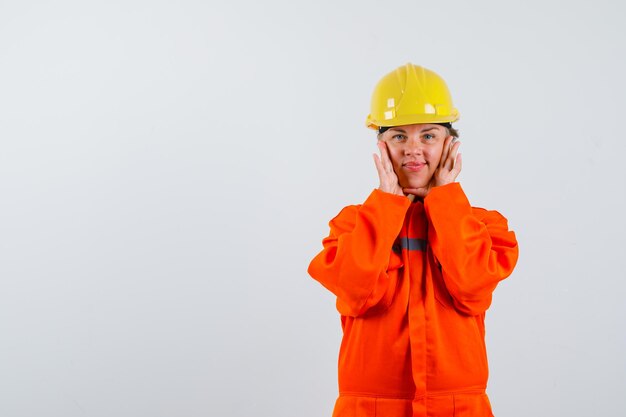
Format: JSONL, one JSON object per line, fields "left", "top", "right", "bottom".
{"left": 400, "top": 202, "right": 430, "bottom": 417}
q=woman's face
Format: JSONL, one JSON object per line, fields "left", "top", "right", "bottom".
{"left": 379, "top": 123, "right": 449, "bottom": 190}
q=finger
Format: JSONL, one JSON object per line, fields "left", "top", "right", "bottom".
{"left": 377, "top": 141, "right": 393, "bottom": 172}
{"left": 448, "top": 140, "right": 461, "bottom": 170}
{"left": 376, "top": 141, "right": 386, "bottom": 169}
{"left": 452, "top": 152, "right": 462, "bottom": 176}
{"left": 373, "top": 153, "right": 385, "bottom": 179}
{"left": 439, "top": 136, "right": 453, "bottom": 169}
{"left": 447, "top": 152, "right": 462, "bottom": 181}
{"left": 403, "top": 187, "right": 429, "bottom": 199}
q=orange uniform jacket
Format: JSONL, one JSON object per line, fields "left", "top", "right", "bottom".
{"left": 308, "top": 183, "right": 519, "bottom": 417}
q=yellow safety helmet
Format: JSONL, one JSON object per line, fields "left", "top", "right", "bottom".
{"left": 366, "top": 63, "right": 459, "bottom": 130}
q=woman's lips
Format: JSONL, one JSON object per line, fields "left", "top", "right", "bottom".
{"left": 403, "top": 162, "right": 426, "bottom": 172}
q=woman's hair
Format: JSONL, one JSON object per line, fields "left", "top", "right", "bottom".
{"left": 448, "top": 125, "right": 460, "bottom": 138}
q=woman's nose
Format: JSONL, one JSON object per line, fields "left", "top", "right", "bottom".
{"left": 404, "top": 137, "right": 423, "bottom": 155}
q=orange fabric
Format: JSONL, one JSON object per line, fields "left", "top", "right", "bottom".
{"left": 308, "top": 183, "right": 518, "bottom": 417}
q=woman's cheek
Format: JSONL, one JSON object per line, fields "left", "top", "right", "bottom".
{"left": 427, "top": 147, "right": 443, "bottom": 166}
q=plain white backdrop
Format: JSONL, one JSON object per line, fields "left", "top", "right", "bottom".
{"left": 1, "top": 0, "right": 625, "bottom": 416}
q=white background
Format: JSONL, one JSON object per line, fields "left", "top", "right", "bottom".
{"left": 1, "top": 0, "right": 625, "bottom": 416}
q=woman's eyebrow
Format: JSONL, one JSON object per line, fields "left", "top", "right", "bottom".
{"left": 388, "top": 128, "right": 407, "bottom": 133}
{"left": 420, "top": 127, "right": 440, "bottom": 133}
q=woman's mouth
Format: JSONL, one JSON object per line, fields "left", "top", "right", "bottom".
{"left": 403, "top": 161, "right": 426, "bottom": 172}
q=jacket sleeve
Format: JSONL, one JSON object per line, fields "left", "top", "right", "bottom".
{"left": 308, "top": 189, "right": 410, "bottom": 317}
{"left": 424, "top": 183, "right": 519, "bottom": 316}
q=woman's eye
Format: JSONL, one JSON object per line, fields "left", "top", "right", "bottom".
{"left": 423, "top": 134, "right": 434, "bottom": 140}
{"left": 392, "top": 134, "right": 406, "bottom": 141}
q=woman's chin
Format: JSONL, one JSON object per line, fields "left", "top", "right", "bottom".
{"left": 402, "top": 181, "right": 428, "bottom": 191}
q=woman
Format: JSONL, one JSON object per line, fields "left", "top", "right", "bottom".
{"left": 308, "top": 63, "right": 519, "bottom": 417}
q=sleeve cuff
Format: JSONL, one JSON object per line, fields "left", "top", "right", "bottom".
{"left": 424, "top": 182, "right": 470, "bottom": 211}
{"left": 367, "top": 188, "right": 412, "bottom": 211}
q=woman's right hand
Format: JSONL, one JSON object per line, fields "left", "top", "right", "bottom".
{"left": 373, "top": 140, "right": 405, "bottom": 197}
